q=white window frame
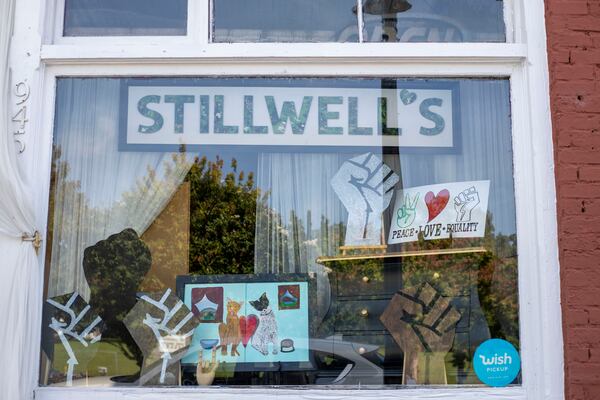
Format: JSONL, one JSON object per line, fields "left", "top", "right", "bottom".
{"left": 8, "top": 0, "right": 563, "bottom": 399}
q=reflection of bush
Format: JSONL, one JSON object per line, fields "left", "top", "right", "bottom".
{"left": 187, "top": 156, "right": 261, "bottom": 276}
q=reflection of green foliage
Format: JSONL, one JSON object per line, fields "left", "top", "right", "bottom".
{"left": 83, "top": 229, "right": 152, "bottom": 368}
{"left": 187, "top": 156, "right": 261, "bottom": 275}
{"left": 51, "top": 340, "right": 139, "bottom": 380}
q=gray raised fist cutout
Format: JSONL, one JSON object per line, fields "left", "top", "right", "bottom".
{"left": 332, "top": 153, "right": 399, "bottom": 246}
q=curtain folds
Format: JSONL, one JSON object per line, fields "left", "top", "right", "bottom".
{"left": 0, "top": 0, "right": 42, "bottom": 399}
{"left": 48, "top": 79, "right": 192, "bottom": 300}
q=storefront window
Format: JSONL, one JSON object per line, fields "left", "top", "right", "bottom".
{"left": 63, "top": 0, "right": 188, "bottom": 36}
{"left": 41, "top": 77, "right": 519, "bottom": 388}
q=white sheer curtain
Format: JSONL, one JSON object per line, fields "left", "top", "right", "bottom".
{"left": 254, "top": 153, "right": 349, "bottom": 274}
{"left": 254, "top": 153, "right": 352, "bottom": 324}
{"left": 0, "top": 0, "right": 41, "bottom": 398}
{"left": 48, "top": 79, "right": 192, "bottom": 300}
{"left": 397, "top": 80, "right": 516, "bottom": 236}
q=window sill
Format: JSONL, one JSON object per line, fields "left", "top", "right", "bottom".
{"left": 35, "top": 384, "right": 526, "bottom": 400}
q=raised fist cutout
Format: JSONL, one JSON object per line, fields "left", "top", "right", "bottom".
{"left": 381, "top": 283, "right": 461, "bottom": 385}
{"left": 332, "top": 153, "right": 399, "bottom": 246}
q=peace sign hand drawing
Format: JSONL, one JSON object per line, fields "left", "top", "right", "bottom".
{"left": 396, "top": 193, "right": 419, "bottom": 228}
{"left": 332, "top": 153, "right": 399, "bottom": 246}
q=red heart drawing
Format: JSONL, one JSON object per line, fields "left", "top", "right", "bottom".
{"left": 239, "top": 314, "right": 259, "bottom": 347}
{"left": 424, "top": 189, "right": 450, "bottom": 222}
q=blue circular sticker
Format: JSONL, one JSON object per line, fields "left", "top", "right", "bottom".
{"left": 474, "top": 339, "right": 521, "bottom": 387}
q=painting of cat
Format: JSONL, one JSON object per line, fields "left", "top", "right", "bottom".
{"left": 249, "top": 292, "right": 278, "bottom": 356}
{"left": 217, "top": 298, "right": 243, "bottom": 356}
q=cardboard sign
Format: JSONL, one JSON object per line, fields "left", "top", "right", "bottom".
{"left": 121, "top": 80, "right": 459, "bottom": 151}
{"left": 388, "top": 180, "right": 490, "bottom": 244}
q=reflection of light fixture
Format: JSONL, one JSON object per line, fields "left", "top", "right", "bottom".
{"left": 352, "top": 0, "right": 411, "bottom": 42}
{"left": 362, "top": 0, "right": 412, "bottom": 15}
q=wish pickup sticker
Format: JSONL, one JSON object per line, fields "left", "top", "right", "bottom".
{"left": 388, "top": 180, "right": 490, "bottom": 244}
{"left": 474, "top": 339, "right": 521, "bottom": 387}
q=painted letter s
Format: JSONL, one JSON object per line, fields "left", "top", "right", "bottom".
{"left": 138, "top": 95, "right": 164, "bottom": 134}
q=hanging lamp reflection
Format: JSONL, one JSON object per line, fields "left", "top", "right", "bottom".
{"left": 362, "top": 0, "right": 412, "bottom": 15}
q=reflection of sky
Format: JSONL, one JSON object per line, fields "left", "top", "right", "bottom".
{"left": 64, "top": 0, "right": 187, "bottom": 35}
{"left": 215, "top": 0, "right": 505, "bottom": 42}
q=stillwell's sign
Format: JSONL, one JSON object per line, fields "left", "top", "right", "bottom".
{"left": 120, "top": 79, "right": 460, "bottom": 152}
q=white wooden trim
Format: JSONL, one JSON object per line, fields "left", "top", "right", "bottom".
{"left": 514, "top": 1, "right": 563, "bottom": 399}
{"left": 5, "top": 0, "right": 564, "bottom": 399}
{"left": 42, "top": 61, "right": 518, "bottom": 77}
{"left": 40, "top": 43, "right": 527, "bottom": 64}
{"left": 187, "top": 0, "right": 207, "bottom": 46}
{"left": 504, "top": 0, "right": 516, "bottom": 43}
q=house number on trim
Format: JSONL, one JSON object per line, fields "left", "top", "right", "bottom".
{"left": 12, "top": 81, "right": 30, "bottom": 154}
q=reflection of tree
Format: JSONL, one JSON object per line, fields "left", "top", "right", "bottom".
{"left": 187, "top": 156, "right": 263, "bottom": 276}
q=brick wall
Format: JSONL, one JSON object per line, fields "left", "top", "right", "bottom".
{"left": 545, "top": 1, "right": 600, "bottom": 399}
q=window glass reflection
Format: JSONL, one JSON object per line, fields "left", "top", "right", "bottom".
{"left": 63, "top": 0, "right": 187, "bottom": 36}
{"left": 361, "top": 0, "right": 505, "bottom": 42}
{"left": 213, "top": 0, "right": 360, "bottom": 42}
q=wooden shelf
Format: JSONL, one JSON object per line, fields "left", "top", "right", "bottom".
{"left": 316, "top": 246, "right": 488, "bottom": 263}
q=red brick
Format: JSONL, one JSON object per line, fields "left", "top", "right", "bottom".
{"left": 548, "top": 1, "right": 588, "bottom": 16}
{"left": 568, "top": 346, "right": 590, "bottom": 362}
{"left": 565, "top": 309, "right": 590, "bottom": 326}
{"left": 553, "top": 80, "right": 598, "bottom": 96}
{"left": 570, "top": 131, "right": 600, "bottom": 148}
{"left": 591, "top": 2, "right": 600, "bottom": 17}
{"left": 551, "top": 49, "right": 572, "bottom": 63}
{"left": 560, "top": 236, "right": 599, "bottom": 251}
{"left": 567, "top": 290, "right": 600, "bottom": 307}
{"left": 562, "top": 270, "right": 600, "bottom": 289}
{"left": 590, "top": 348, "right": 600, "bottom": 363}
{"left": 556, "top": 165, "right": 579, "bottom": 182}
{"left": 584, "top": 385, "right": 600, "bottom": 399}
{"left": 589, "top": 308, "right": 600, "bottom": 325}
{"left": 553, "top": 64, "right": 595, "bottom": 81}
{"left": 558, "top": 151, "right": 600, "bottom": 166}
{"left": 571, "top": 49, "right": 600, "bottom": 64}
{"left": 565, "top": 17, "right": 600, "bottom": 33}
{"left": 579, "top": 166, "right": 600, "bottom": 181}
{"left": 555, "top": 95, "right": 600, "bottom": 113}
{"left": 569, "top": 363, "right": 600, "bottom": 383}
{"left": 562, "top": 216, "right": 600, "bottom": 232}
{"left": 558, "top": 182, "right": 600, "bottom": 196}
{"left": 550, "top": 32, "right": 592, "bottom": 48}
{"left": 568, "top": 327, "right": 600, "bottom": 345}
{"left": 555, "top": 113, "right": 600, "bottom": 131}
{"left": 567, "top": 384, "right": 586, "bottom": 400}
{"left": 559, "top": 199, "right": 588, "bottom": 215}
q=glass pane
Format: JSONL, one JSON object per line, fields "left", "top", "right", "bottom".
{"left": 213, "top": 0, "right": 360, "bottom": 42}
{"left": 362, "top": 0, "right": 505, "bottom": 42}
{"left": 63, "top": 0, "right": 187, "bottom": 36}
{"left": 42, "top": 77, "right": 520, "bottom": 388}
